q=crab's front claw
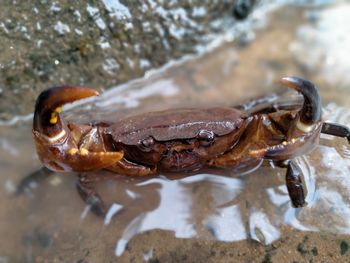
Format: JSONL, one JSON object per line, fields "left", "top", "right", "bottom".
{"left": 64, "top": 149, "right": 124, "bottom": 172}
{"left": 280, "top": 76, "right": 322, "bottom": 129}
{"left": 33, "top": 85, "right": 124, "bottom": 173}
{"left": 33, "top": 136, "right": 124, "bottom": 172}
{"left": 248, "top": 121, "right": 322, "bottom": 160}
{"left": 33, "top": 85, "right": 99, "bottom": 139}
{"left": 251, "top": 77, "right": 323, "bottom": 160}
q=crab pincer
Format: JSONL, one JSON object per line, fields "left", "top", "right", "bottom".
{"left": 33, "top": 85, "right": 124, "bottom": 173}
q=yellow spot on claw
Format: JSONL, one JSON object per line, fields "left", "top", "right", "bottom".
{"left": 50, "top": 112, "right": 58, "bottom": 124}
{"left": 49, "top": 108, "right": 62, "bottom": 124}
{"left": 55, "top": 107, "right": 62, "bottom": 113}
{"left": 79, "top": 148, "right": 89, "bottom": 156}
{"left": 68, "top": 148, "right": 79, "bottom": 155}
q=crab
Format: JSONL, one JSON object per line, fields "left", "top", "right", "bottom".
{"left": 31, "top": 77, "right": 350, "bottom": 215}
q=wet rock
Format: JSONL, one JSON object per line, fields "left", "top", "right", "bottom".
{"left": 0, "top": 0, "right": 251, "bottom": 119}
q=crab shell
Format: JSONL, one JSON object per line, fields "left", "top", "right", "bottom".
{"left": 105, "top": 107, "right": 247, "bottom": 171}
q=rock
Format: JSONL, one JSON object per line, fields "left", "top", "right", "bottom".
{"left": 0, "top": 0, "right": 253, "bottom": 119}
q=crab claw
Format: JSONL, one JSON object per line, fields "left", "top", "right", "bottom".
{"left": 37, "top": 146, "right": 125, "bottom": 172}
{"left": 249, "top": 77, "right": 323, "bottom": 160}
{"left": 33, "top": 86, "right": 124, "bottom": 172}
{"left": 280, "top": 76, "right": 322, "bottom": 132}
{"left": 33, "top": 85, "right": 99, "bottom": 138}
{"left": 249, "top": 121, "right": 322, "bottom": 160}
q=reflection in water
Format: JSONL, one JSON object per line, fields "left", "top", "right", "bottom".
{"left": 104, "top": 203, "right": 123, "bottom": 225}
{"left": 97, "top": 78, "right": 179, "bottom": 108}
{"left": 249, "top": 210, "right": 280, "bottom": 244}
{"left": 113, "top": 173, "right": 244, "bottom": 255}
{"left": 313, "top": 186, "right": 350, "bottom": 233}
{"left": 204, "top": 204, "right": 247, "bottom": 242}
{"left": 97, "top": 169, "right": 294, "bottom": 256}
{"left": 114, "top": 177, "right": 196, "bottom": 256}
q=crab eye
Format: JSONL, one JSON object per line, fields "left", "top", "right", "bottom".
{"left": 139, "top": 136, "right": 155, "bottom": 152}
{"left": 198, "top": 130, "right": 214, "bottom": 141}
{"left": 198, "top": 130, "right": 215, "bottom": 146}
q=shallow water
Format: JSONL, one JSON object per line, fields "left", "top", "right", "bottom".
{"left": 2, "top": 1, "right": 350, "bottom": 262}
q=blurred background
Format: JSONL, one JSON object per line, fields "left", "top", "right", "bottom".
{"left": 1, "top": 0, "right": 350, "bottom": 262}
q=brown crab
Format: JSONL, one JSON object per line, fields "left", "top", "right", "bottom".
{"left": 31, "top": 77, "right": 350, "bottom": 215}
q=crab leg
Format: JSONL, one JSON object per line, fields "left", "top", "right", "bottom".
{"left": 76, "top": 173, "right": 116, "bottom": 217}
{"left": 16, "top": 167, "right": 53, "bottom": 195}
{"left": 321, "top": 122, "right": 350, "bottom": 144}
{"left": 275, "top": 160, "right": 307, "bottom": 207}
